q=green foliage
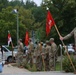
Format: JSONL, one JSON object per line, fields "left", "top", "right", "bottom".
{"left": 56, "top": 62, "right": 61, "bottom": 71}
{"left": 8, "top": 0, "right": 24, "bottom": 7}
{"left": 32, "top": 7, "right": 46, "bottom": 22}
{"left": 0, "top": 6, "right": 17, "bottom": 45}
{"left": 0, "top": 0, "right": 76, "bottom": 45}
{"left": 25, "top": 0, "right": 37, "bottom": 9}
{"left": 0, "top": 0, "right": 8, "bottom": 11}
{"left": 62, "top": 56, "right": 76, "bottom": 72}
{"left": 40, "top": 0, "right": 76, "bottom": 44}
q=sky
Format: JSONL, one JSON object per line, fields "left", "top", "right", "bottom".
{"left": 9, "top": 0, "right": 42, "bottom": 6}
{"left": 33, "top": 0, "right": 42, "bottom": 6}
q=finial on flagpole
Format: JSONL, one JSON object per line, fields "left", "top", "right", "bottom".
{"left": 46, "top": 7, "right": 49, "bottom": 10}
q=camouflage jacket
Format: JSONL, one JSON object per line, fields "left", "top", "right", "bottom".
{"left": 64, "top": 27, "right": 76, "bottom": 49}
{"left": 18, "top": 42, "right": 24, "bottom": 53}
{"left": 49, "top": 42, "right": 57, "bottom": 57}
{"left": 28, "top": 42, "right": 34, "bottom": 53}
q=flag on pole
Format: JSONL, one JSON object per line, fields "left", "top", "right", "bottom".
{"left": 46, "top": 10, "right": 55, "bottom": 35}
{"left": 24, "top": 31, "right": 29, "bottom": 46}
{"left": 8, "top": 31, "right": 12, "bottom": 46}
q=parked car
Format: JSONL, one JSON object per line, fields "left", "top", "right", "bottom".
{"left": 0, "top": 46, "right": 17, "bottom": 63}
{"left": 14, "top": 46, "right": 28, "bottom": 54}
{"left": 65, "top": 44, "right": 75, "bottom": 54}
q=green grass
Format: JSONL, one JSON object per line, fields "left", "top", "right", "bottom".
{"left": 24, "top": 63, "right": 37, "bottom": 72}
{"left": 56, "top": 62, "right": 61, "bottom": 71}
{"left": 24, "top": 62, "right": 61, "bottom": 71}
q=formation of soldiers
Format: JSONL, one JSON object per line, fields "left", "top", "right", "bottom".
{"left": 16, "top": 38, "right": 57, "bottom": 71}
{"left": 25, "top": 38, "right": 57, "bottom": 71}
{"left": 15, "top": 27, "right": 76, "bottom": 71}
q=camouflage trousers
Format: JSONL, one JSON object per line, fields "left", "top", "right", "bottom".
{"left": 49, "top": 57, "right": 54, "bottom": 71}
{"left": 44, "top": 54, "right": 50, "bottom": 71}
{"left": 16, "top": 52, "right": 23, "bottom": 67}
{"left": 26, "top": 53, "right": 33, "bottom": 68}
{"left": 36, "top": 56, "right": 43, "bottom": 71}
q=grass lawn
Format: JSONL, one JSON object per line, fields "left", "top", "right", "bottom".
{"left": 56, "top": 62, "right": 61, "bottom": 71}
{"left": 24, "top": 62, "right": 61, "bottom": 71}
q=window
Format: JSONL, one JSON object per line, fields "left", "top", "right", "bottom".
{"left": 2, "top": 47, "right": 8, "bottom": 52}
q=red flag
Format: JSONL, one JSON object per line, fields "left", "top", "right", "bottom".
{"left": 24, "top": 31, "right": 29, "bottom": 46}
{"left": 8, "top": 31, "right": 12, "bottom": 46}
{"left": 46, "top": 10, "right": 55, "bottom": 35}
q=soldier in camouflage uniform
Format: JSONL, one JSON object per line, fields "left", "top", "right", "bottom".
{"left": 28, "top": 38, "right": 34, "bottom": 68}
{"left": 16, "top": 39, "right": 24, "bottom": 67}
{"left": 45, "top": 41, "right": 50, "bottom": 71}
{"left": 36, "top": 42, "right": 43, "bottom": 71}
{"left": 33, "top": 42, "right": 38, "bottom": 67}
{"left": 49, "top": 38, "right": 57, "bottom": 71}
{"left": 41, "top": 42, "right": 46, "bottom": 71}
{"left": 60, "top": 27, "right": 76, "bottom": 51}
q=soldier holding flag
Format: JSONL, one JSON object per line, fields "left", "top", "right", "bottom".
{"left": 60, "top": 27, "right": 76, "bottom": 51}
{"left": 46, "top": 8, "right": 76, "bottom": 72}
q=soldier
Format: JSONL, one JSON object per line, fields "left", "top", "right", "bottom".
{"left": 36, "top": 42, "right": 43, "bottom": 71}
{"left": 16, "top": 39, "right": 24, "bottom": 67}
{"left": 45, "top": 41, "right": 50, "bottom": 71}
{"left": 49, "top": 38, "right": 57, "bottom": 71}
{"left": 33, "top": 42, "right": 38, "bottom": 67}
{"left": 60, "top": 27, "right": 76, "bottom": 51}
{"left": 28, "top": 38, "right": 34, "bottom": 68}
{"left": 41, "top": 42, "right": 46, "bottom": 71}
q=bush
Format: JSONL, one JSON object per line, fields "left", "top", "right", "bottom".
{"left": 62, "top": 55, "right": 76, "bottom": 72}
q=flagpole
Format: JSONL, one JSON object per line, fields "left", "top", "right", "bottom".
{"left": 54, "top": 24, "right": 76, "bottom": 71}
{"left": 46, "top": 8, "right": 75, "bottom": 71}
{"left": 8, "top": 31, "right": 14, "bottom": 62}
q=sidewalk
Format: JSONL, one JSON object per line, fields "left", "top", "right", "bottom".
{"left": 2, "top": 64, "right": 29, "bottom": 74}
{"left": 0, "top": 64, "right": 75, "bottom": 75}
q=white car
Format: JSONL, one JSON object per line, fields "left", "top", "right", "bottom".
{"left": 64, "top": 44, "right": 75, "bottom": 54}
{"left": 0, "top": 46, "right": 17, "bottom": 63}
{"left": 68, "top": 45, "right": 75, "bottom": 52}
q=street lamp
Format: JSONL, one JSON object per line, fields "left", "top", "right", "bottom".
{"left": 12, "top": 9, "right": 19, "bottom": 45}
{"left": 32, "top": 30, "right": 35, "bottom": 46}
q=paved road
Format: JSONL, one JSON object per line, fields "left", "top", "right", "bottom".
{"left": 0, "top": 65, "right": 75, "bottom": 75}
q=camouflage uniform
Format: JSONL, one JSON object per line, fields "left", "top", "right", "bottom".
{"left": 45, "top": 41, "right": 50, "bottom": 71}
{"left": 28, "top": 41, "right": 34, "bottom": 68}
{"left": 49, "top": 38, "right": 57, "bottom": 71}
{"left": 16, "top": 41, "right": 24, "bottom": 67}
{"left": 41, "top": 43, "right": 46, "bottom": 71}
{"left": 63, "top": 27, "right": 76, "bottom": 50}
{"left": 36, "top": 43, "right": 43, "bottom": 71}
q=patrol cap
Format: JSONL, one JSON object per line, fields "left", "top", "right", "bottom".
{"left": 50, "top": 38, "right": 54, "bottom": 41}
{"left": 41, "top": 42, "right": 43, "bottom": 44}
{"left": 19, "top": 39, "right": 22, "bottom": 42}
{"left": 29, "top": 38, "right": 32, "bottom": 41}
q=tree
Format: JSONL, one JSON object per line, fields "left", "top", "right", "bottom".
{"left": 0, "top": 6, "right": 17, "bottom": 45}
{"left": 8, "top": 0, "right": 24, "bottom": 7}
{"left": 0, "top": 0, "right": 8, "bottom": 11}
{"left": 40, "top": 0, "right": 76, "bottom": 44}
{"left": 0, "top": 6, "right": 35, "bottom": 45}
{"left": 25, "top": 0, "right": 37, "bottom": 9}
